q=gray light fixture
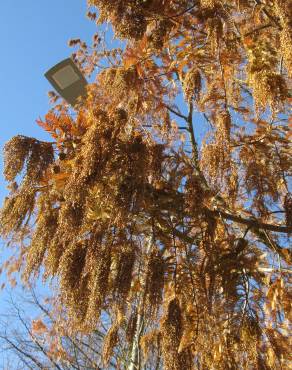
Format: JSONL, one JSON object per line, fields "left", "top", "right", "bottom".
{"left": 45, "top": 58, "right": 88, "bottom": 106}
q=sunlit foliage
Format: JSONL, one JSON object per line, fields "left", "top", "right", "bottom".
{"left": 1, "top": 0, "right": 292, "bottom": 368}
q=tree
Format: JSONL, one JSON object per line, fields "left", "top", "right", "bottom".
{"left": 0, "top": 289, "right": 115, "bottom": 369}
{"left": 1, "top": 0, "right": 291, "bottom": 368}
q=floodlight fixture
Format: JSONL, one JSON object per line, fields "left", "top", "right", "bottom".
{"left": 45, "top": 58, "right": 88, "bottom": 106}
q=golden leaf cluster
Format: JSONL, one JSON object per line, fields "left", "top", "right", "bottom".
{"left": 1, "top": 0, "right": 292, "bottom": 368}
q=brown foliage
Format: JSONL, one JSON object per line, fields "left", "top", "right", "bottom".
{"left": 1, "top": 0, "right": 292, "bottom": 368}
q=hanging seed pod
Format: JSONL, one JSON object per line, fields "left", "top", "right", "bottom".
{"left": 102, "top": 319, "right": 120, "bottom": 365}
{"left": 206, "top": 17, "right": 223, "bottom": 53}
{"left": 24, "top": 205, "right": 58, "bottom": 279}
{"left": 113, "top": 244, "right": 136, "bottom": 299}
{"left": 3, "top": 136, "right": 54, "bottom": 183}
{"left": 57, "top": 242, "right": 90, "bottom": 322}
{"left": 217, "top": 111, "right": 231, "bottom": 142}
{"left": 183, "top": 67, "right": 202, "bottom": 102}
{"left": 59, "top": 242, "right": 87, "bottom": 291}
{"left": 86, "top": 244, "right": 112, "bottom": 325}
{"left": 161, "top": 298, "right": 192, "bottom": 370}
{"left": 0, "top": 186, "right": 36, "bottom": 237}
{"left": 145, "top": 248, "right": 165, "bottom": 310}
{"left": 274, "top": 0, "right": 292, "bottom": 77}
{"left": 3, "top": 136, "right": 33, "bottom": 182}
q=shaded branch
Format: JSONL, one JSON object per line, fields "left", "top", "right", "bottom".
{"left": 168, "top": 2, "right": 199, "bottom": 19}
{"left": 187, "top": 102, "right": 199, "bottom": 166}
{"left": 207, "top": 208, "right": 292, "bottom": 234}
{"left": 243, "top": 22, "right": 273, "bottom": 37}
{"left": 254, "top": 0, "right": 282, "bottom": 30}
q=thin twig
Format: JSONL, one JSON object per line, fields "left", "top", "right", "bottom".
{"left": 168, "top": 2, "right": 199, "bottom": 19}
{"left": 164, "top": 103, "right": 189, "bottom": 121}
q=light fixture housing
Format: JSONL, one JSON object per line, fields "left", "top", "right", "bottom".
{"left": 45, "top": 58, "right": 88, "bottom": 106}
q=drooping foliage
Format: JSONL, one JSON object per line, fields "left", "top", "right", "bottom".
{"left": 1, "top": 0, "right": 292, "bottom": 368}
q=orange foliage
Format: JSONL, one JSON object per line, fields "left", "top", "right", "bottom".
{"left": 1, "top": 0, "right": 291, "bottom": 368}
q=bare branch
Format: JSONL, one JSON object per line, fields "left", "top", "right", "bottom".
{"left": 163, "top": 103, "right": 189, "bottom": 121}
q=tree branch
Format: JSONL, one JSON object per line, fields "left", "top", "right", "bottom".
{"left": 257, "top": 267, "right": 292, "bottom": 273}
{"left": 164, "top": 103, "right": 189, "bottom": 121}
{"left": 254, "top": 0, "right": 282, "bottom": 30}
{"left": 169, "top": 2, "right": 199, "bottom": 19}
{"left": 207, "top": 208, "right": 292, "bottom": 233}
{"left": 0, "top": 335, "right": 45, "bottom": 369}
{"left": 187, "top": 102, "right": 200, "bottom": 166}
{"left": 243, "top": 23, "right": 273, "bottom": 37}
{"left": 253, "top": 228, "right": 291, "bottom": 264}
{"left": 15, "top": 308, "right": 63, "bottom": 370}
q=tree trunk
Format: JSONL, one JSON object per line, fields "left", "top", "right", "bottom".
{"left": 128, "top": 235, "right": 153, "bottom": 370}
